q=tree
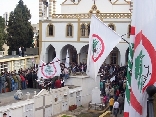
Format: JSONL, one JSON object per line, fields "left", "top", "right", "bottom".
{"left": 0, "top": 16, "right": 6, "bottom": 51}
{"left": 6, "top": 0, "right": 34, "bottom": 55}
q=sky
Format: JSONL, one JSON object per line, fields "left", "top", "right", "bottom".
{"left": 0, "top": 0, "right": 62, "bottom": 24}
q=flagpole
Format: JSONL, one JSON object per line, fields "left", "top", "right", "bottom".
{"left": 121, "top": 34, "right": 129, "bottom": 44}
{"left": 146, "top": 85, "right": 156, "bottom": 117}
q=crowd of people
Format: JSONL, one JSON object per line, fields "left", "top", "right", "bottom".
{"left": 99, "top": 64, "right": 127, "bottom": 117}
{"left": 0, "top": 60, "right": 128, "bottom": 116}
{"left": 0, "top": 67, "right": 68, "bottom": 93}
{"left": 0, "top": 61, "right": 89, "bottom": 93}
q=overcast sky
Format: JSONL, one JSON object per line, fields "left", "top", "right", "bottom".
{"left": 0, "top": 0, "right": 62, "bottom": 24}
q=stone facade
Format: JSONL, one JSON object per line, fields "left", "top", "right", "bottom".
{"left": 39, "top": 0, "right": 131, "bottom": 66}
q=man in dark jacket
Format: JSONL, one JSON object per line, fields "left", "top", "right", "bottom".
{"left": 117, "top": 94, "right": 124, "bottom": 114}
{"left": 32, "top": 71, "right": 38, "bottom": 88}
{"left": 0, "top": 72, "right": 6, "bottom": 93}
{"left": 6, "top": 74, "right": 11, "bottom": 92}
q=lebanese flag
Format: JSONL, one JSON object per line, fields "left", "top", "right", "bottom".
{"left": 129, "top": 0, "right": 156, "bottom": 117}
{"left": 123, "top": 0, "right": 136, "bottom": 116}
{"left": 37, "top": 57, "right": 61, "bottom": 79}
{"left": 124, "top": 27, "right": 135, "bottom": 117}
{"left": 86, "top": 15, "right": 121, "bottom": 80}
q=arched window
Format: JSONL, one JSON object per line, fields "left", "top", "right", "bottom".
{"left": 87, "top": 24, "right": 90, "bottom": 37}
{"left": 49, "top": 25, "right": 53, "bottom": 36}
{"left": 110, "top": 52, "right": 118, "bottom": 64}
{"left": 108, "top": 23, "right": 115, "bottom": 31}
{"left": 81, "top": 24, "right": 86, "bottom": 37}
{"left": 66, "top": 24, "right": 73, "bottom": 37}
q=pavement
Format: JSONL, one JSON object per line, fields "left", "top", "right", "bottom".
{"left": 0, "top": 88, "right": 40, "bottom": 106}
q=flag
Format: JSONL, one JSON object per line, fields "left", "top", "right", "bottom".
{"left": 124, "top": 28, "right": 135, "bottom": 117}
{"left": 110, "top": 76, "right": 115, "bottom": 82}
{"left": 65, "top": 49, "right": 70, "bottom": 68}
{"left": 37, "top": 57, "right": 61, "bottom": 79}
{"left": 124, "top": 0, "right": 136, "bottom": 116}
{"left": 86, "top": 15, "right": 121, "bottom": 79}
{"left": 129, "top": 0, "right": 156, "bottom": 117}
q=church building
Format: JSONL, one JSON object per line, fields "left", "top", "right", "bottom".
{"left": 39, "top": 0, "right": 131, "bottom": 66}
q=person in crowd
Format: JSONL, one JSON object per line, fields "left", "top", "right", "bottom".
{"left": 27, "top": 70, "right": 33, "bottom": 88}
{"left": 37, "top": 77, "right": 44, "bottom": 91}
{"left": 109, "top": 96, "right": 114, "bottom": 113}
{"left": 103, "top": 94, "right": 108, "bottom": 106}
{"left": 19, "top": 46, "right": 22, "bottom": 57}
{"left": 22, "top": 46, "right": 25, "bottom": 57}
{"left": 44, "top": 79, "right": 52, "bottom": 91}
{"left": 20, "top": 73, "right": 26, "bottom": 89}
{"left": 64, "top": 67, "right": 69, "bottom": 80}
{"left": 61, "top": 78, "right": 64, "bottom": 87}
{"left": 6, "top": 74, "right": 11, "bottom": 92}
{"left": 117, "top": 94, "right": 124, "bottom": 114}
{"left": 16, "top": 73, "right": 22, "bottom": 90}
{"left": 32, "top": 71, "right": 38, "bottom": 89}
{"left": 113, "top": 99, "right": 119, "bottom": 117}
{"left": 12, "top": 73, "right": 18, "bottom": 90}
{"left": 0, "top": 73, "right": 6, "bottom": 93}
{"left": 10, "top": 74, "right": 15, "bottom": 91}
{"left": 100, "top": 79, "right": 103, "bottom": 95}
{"left": 105, "top": 85, "right": 110, "bottom": 97}
{"left": 55, "top": 77, "right": 61, "bottom": 88}
{"left": 110, "top": 86, "right": 114, "bottom": 98}
{"left": 3, "top": 113, "right": 7, "bottom": 117}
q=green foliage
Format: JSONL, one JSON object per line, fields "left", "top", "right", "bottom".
{"left": 0, "top": 16, "right": 6, "bottom": 51}
{"left": 6, "top": 0, "right": 34, "bottom": 55}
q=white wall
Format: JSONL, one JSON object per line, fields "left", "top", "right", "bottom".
{"left": 65, "top": 75, "right": 100, "bottom": 105}
{"left": 61, "top": 0, "right": 130, "bottom": 14}
{"left": 42, "top": 22, "right": 78, "bottom": 42}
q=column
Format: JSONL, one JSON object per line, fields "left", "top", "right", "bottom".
{"left": 39, "top": 0, "right": 43, "bottom": 20}
{"left": 77, "top": 53, "right": 80, "bottom": 64}
{"left": 53, "top": 0, "right": 56, "bottom": 14}
{"left": 120, "top": 52, "right": 126, "bottom": 66}
{"left": 45, "top": 52, "right": 48, "bottom": 63}
{"left": 48, "top": 0, "right": 53, "bottom": 19}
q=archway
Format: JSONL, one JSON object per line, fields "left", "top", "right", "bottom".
{"left": 46, "top": 44, "right": 56, "bottom": 63}
{"left": 61, "top": 44, "right": 77, "bottom": 64}
{"left": 105, "top": 47, "right": 120, "bottom": 65}
{"left": 125, "top": 48, "right": 129, "bottom": 65}
{"left": 80, "top": 44, "right": 89, "bottom": 64}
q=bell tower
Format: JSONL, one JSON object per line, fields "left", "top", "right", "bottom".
{"left": 39, "top": 0, "right": 54, "bottom": 20}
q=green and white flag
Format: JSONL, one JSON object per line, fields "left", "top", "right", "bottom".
{"left": 124, "top": 1, "right": 136, "bottom": 116}
{"left": 124, "top": 31, "right": 134, "bottom": 117}
{"left": 37, "top": 57, "right": 61, "bottom": 79}
{"left": 129, "top": 0, "right": 156, "bottom": 116}
{"left": 86, "top": 15, "right": 121, "bottom": 80}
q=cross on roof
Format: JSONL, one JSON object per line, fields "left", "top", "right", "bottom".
{"left": 93, "top": 0, "right": 96, "bottom": 4}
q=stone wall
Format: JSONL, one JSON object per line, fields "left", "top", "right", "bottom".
{"left": 0, "top": 55, "right": 39, "bottom": 72}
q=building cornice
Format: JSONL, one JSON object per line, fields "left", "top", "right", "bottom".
{"left": 52, "top": 13, "right": 131, "bottom": 19}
